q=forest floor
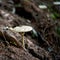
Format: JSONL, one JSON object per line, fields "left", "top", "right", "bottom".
{"left": 0, "top": 0, "right": 60, "bottom": 60}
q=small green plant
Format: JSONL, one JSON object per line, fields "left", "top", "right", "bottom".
{"left": 50, "top": 13, "right": 56, "bottom": 20}
{"left": 55, "top": 26, "right": 60, "bottom": 35}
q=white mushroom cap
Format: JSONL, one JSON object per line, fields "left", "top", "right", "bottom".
{"left": 39, "top": 5, "right": 47, "bottom": 9}
{"left": 9, "top": 26, "right": 33, "bottom": 32}
{"left": 53, "top": 2, "right": 60, "bottom": 5}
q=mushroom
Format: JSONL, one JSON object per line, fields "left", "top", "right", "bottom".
{"left": 8, "top": 25, "right": 33, "bottom": 48}
{"left": 53, "top": 2, "right": 60, "bottom": 5}
{"left": 39, "top": 5, "right": 47, "bottom": 9}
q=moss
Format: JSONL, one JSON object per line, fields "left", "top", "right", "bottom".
{"left": 55, "top": 26, "right": 60, "bottom": 35}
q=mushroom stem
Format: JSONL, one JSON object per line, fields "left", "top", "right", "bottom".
{"left": 21, "top": 32, "right": 25, "bottom": 48}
